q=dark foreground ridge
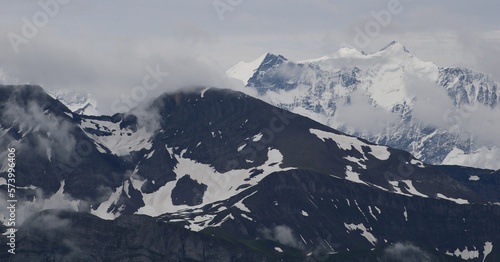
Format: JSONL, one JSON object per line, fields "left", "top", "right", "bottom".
{"left": 0, "top": 84, "right": 499, "bottom": 261}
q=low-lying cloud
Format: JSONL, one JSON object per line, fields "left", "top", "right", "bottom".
{"left": 259, "top": 225, "right": 304, "bottom": 249}
{"left": 4, "top": 99, "right": 78, "bottom": 163}
{"left": 405, "top": 73, "right": 455, "bottom": 129}
{"left": 333, "top": 88, "right": 400, "bottom": 134}
{"left": 23, "top": 210, "right": 84, "bottom": 261}
{"left": 379, "top": 242, "right": 438, "bottom": 262}
{"left": 0, "top": 28, "right": 242, "bottom": 115}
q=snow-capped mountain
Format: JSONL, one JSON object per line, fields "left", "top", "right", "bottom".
{"left": 227, "top": 41, "right": 500, "bottom": 170}
{"left": 47, "top": 88, "right": 100, "bottom": 116}
{"left": 1, "top": 84, "right": 499, "bottom": 261}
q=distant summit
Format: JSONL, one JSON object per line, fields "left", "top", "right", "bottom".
{"left": 379, "top": 40, "right": 410, "bottom": 53}
{"left": 227, "top": 53, "right": 287, "bottom": 86}
{"left": 47, "top": 88, "right": 100, "bottom": 116}
{"left": 226, "top": 41, "right": 500, "bottom": 170}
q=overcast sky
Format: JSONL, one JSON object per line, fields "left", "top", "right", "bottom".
{"left": 1, "top": 0, "right": 499, "bottom": 114}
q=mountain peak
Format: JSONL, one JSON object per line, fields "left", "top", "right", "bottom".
{"left": 379, "top": 41, "right": 409, "bottom": 54}
{"left": 226, "top": 52, "right": 287, "bottom": 86}
{"left": 257, "top": 53, "right": 287, "bottom": 71}
{"left": 47, "top": 88, "right": 100, "bottom": 116}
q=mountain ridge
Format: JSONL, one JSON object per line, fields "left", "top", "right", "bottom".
{"left": 226, "top": 42, "right": 500, "bottom": 170}
{"left": 1, "top": 84, "right": 499, "bottom": 261}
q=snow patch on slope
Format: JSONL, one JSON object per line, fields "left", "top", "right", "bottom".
{"left": 436, "top": 193, "right": 469, "bottom": 205}
{"left": 344, "top": 165, "right": 367, "bottom": 185}
{"left": 91, "top": 185, "right": 124, "bottom": 220}
{"left": 79, "top": 118, "right": 153, "bottom": 156}
{"left": 136, "top": 148, "right": 295, "bottom": 216}
{"left": 483, "top": 242, "right": 493, "bottom": 262}
{"left": 310, "top": 128, "right": 390, "bottom": 160}
{"left": 469, "top": 175, "right": 480, "bottom": 181}
{"left": 401, "top": 180, "right": 428, "bottom": 198}
{"left": 344, "top": 222, "right": 377, "bottom": 245}
{"left": 446, "top": 246, "right": 480, "bottom": 260}
{"left": 232, "top": 191, "right": 257, "bottom": 213}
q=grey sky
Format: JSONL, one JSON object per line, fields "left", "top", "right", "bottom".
{"left": 1, "top": 0, "right": 499, "bottom": 114}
